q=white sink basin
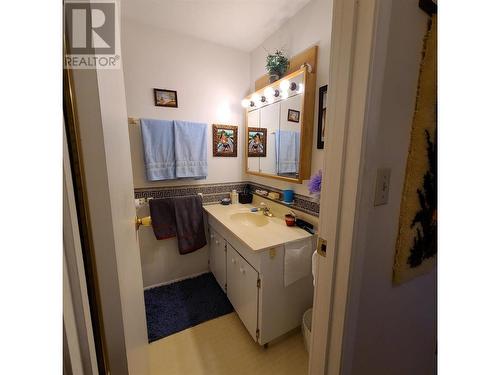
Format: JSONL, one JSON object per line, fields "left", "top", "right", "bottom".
{"left": 204, "top": 203, "right": 313, "bottom": 252}
{"left": 230, "top": 212, "right": 269, "bottom": 227}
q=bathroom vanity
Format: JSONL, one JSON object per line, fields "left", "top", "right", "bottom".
{"left": 204, "top": 202, "right": 315, "bottom": 346}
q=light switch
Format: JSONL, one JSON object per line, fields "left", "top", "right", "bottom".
{"left": 374, "top": 168, "right": 391, "bottom": 206}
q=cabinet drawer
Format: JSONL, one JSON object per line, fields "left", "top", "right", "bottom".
{"left": 226, "top": 244, "right": 259, "bottom": 342}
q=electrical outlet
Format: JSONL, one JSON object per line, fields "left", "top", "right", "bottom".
{"left": 374, "top": 168, "right": 391, "bottom": 206}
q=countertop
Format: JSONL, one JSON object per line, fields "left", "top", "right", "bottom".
{"left": 203, "top": 203, "right": 312, "bottom": 252}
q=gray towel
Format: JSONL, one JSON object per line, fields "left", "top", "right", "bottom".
{"left": 149, "top": 198, "right": 176, "bottom": 240}
{"left": 149, "top": 196, "right": 206, "bottom": 254}
{"left": 173, "top": 196, "right": 207, "bottom": 254}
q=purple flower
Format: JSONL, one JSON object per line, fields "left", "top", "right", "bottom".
{"left": 308, "top": 170, "right": 322, "bottom": 194}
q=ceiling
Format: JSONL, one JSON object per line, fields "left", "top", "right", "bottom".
{"left": 122, "top": 0, "right": 312, "bottom": 52}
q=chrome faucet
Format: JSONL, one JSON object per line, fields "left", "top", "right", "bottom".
{"left": 259, "top": 202, "right": 273, "bottom": 217}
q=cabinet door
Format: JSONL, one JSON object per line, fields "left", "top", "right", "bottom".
{"left": 226, "top": 243, "right": 259, "bottom": 341}
{"left": 209, "top": 228, "right": 226, "bottom": 291}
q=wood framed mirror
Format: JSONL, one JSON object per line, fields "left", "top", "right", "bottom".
{"left": 244, "top": 66, "right": 316, "bottom": 183}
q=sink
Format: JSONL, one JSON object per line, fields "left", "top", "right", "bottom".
{"left": 230, "top": 212, "right": 269, "bottom": 227}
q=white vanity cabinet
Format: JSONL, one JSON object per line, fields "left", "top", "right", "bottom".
{"left": 208, "top": 219, "right": 314, "bottom": 346}
{"left": 226, "top": 243, "right": 259, "bottom": 342}
{"left": 209, "top": 228, "right": 226, "bottom": 291}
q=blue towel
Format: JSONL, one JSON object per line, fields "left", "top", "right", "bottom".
{"left": 140, "top": 118, "right": 176, "bottom": 181}
{"left": 276, "top": 130, "right": 300, "bottom": 174}
{"left": 173, "top": 120, "right": 208, "bottom": 178}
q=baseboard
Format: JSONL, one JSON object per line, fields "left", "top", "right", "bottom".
{"left": 143, "top": 270, "right": 210, "bottom": 290}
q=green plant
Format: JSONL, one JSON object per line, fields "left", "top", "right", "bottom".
{"left": 265, "top": 50, "right": 290, "bottom": 78}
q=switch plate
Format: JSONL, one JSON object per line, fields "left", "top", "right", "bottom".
{"left": 374, "top": 168, "right": 391, "bottom": 206}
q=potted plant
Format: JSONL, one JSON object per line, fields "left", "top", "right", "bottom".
{"left": 265, "top": 50, "right": 290, "bottom": 83}
{"left": 308, "top": 170, "right": 322, "bottom": 202}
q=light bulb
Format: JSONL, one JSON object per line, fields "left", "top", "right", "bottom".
{"left": 280, "top": 79, "right": 290, "bottom": 92}
{"left": 281, "top": 90, "right": 289, "bottom": 100}
{"left": 298, "top": 83, "right": 304, "bottom": 94}
{"left": 241, "top": 99, "right": 250, "bottom": 108}
{"left": 264, "top": 87, "right": 274, "bottom": 101}
{"left": 251, "top": 93, "right": 260, "bottom": 103}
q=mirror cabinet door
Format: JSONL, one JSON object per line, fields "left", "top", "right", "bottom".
{"left": 277, "top": 93, "right": 302, "bottom": 178}
{"left": 245, "top": 68, "right": 309, "bottom": 182}
{"left": 247, "top": 109, "right": 260, "bottom": 173}
{"left": 259, "top": 103, "right": 280, "bottom": 175}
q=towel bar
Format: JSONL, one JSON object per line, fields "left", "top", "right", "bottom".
{"left": 135, "top": 193, "right": 203, "bottom": 230}
{"left": 128, "top": 117, "right": 140, "bottom": 125}
{"left": 135, "top": 216, "right": 152, "bottom": 230}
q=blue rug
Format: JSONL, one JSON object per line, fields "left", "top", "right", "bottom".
{"left": 144, "top": 272, "right": 234, "bottom": 343}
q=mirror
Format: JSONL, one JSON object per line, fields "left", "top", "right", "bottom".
{"left": 245, "top": 68, "right": 313, "bottom": 182}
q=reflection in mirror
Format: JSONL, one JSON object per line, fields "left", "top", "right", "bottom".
{"left": 247, "top": 110, "right": 260, "bottom": 172}
{"left": 276, "top": 94, "right": 302, "bottom": 178}
{"left": 245, "top": 68, "right": 307, "bottom": 181}
{"left": 259, "top": 104, "right": 279, "bottom": 175}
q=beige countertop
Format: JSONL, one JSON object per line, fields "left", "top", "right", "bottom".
{"left": 203, "top": 203, "right": 313, "bottom": 252}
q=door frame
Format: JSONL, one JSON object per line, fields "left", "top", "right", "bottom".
{"left": 308, "top": 0, "right": 391, "bottom": 373}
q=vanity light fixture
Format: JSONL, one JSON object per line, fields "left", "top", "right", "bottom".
{"left": 264, "top": 87, "right": 278, "bottom": 103}
{"left": 280, "top": 79, "right": 291, "bottom": 92}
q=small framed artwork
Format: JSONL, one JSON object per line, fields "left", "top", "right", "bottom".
{"left": 317, "top": 85, "right": 328, "bottom": 149}
{"left": 248, "top": 127, "right": 267, "bottom": 157}
{"left": 154, "top": 88, "right": 178, "bottom": 108}
{"left": 212, "top": 124, "right": 238, "bottom": 157}
{"left": 288, "top": 109, "right": 300, "bottom": 123}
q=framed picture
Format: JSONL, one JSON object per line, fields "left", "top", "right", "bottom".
{"left": 212, "top": 124, "right": 238, "bottom": 157}
{"left": 154, "top": 88, "right": 178, "bottom": 108}
{"left": 247, "top": 127, "right": 267, "bottom": 157}
{"left": 317, "top": 85, "right": 328, "bottom": 149}
{"left": 288, "top": 109, "right": 300, "bottom": 123}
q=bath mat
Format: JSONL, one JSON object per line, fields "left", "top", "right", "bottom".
{"left": 144, "top": 272, "right": 234, "bottom": 343}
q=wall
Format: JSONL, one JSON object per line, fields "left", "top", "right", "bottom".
{"left": 121, "top": 18, "right": 251, "bottom": 287}
{"left": 247, "top": 0, "right": 333, "bottom": 196}
{"left": 122, "top": 18, "right": 250, "bottom": 189}
{"left": 346, "top": 1, "right": 437, "bottom": 374}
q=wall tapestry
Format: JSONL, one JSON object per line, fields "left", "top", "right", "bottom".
{"left": 393, "top": 15, "right": 437, "bottom": 285}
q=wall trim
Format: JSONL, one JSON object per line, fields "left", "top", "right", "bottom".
{"left": 134, "top": 181, "right": 320, "bottom": 216}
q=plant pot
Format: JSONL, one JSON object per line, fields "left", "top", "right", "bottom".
{"left": 269, "top": 73, "right": 280, "bottom": 83}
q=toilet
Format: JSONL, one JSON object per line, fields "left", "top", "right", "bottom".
{"left": 302, "top": 250, "right": 318, "bottom": 352}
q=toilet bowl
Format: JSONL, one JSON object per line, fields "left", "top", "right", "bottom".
{"left": 302, "top": 307, "right": 313, "bottom": 352}
{"left": 302, "top": 249, "right": 318, "bottom": 352}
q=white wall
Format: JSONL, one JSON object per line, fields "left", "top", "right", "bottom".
{"left": 346, "top": 1, "right": 437, "bottom": 374}
{"left": 247, "top": 0, "right": 333, "bottom": 196}
{"left": 122, "top": 18, "right": 250, "bottom": 189}
{"left": 121, "top": 18, "right": 251, "bottom": 287}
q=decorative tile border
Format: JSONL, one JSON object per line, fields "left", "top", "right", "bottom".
{"left": 134, "top": 181, "right": 320, "bottom": 216}
{"left": 247, "top": 181, "right": 320, "bottom": 216}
